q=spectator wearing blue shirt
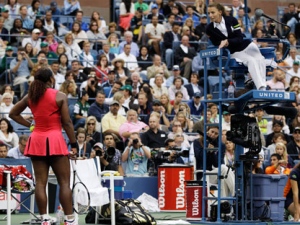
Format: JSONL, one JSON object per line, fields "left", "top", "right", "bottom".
{"left": 19, "top": 5, "right": 33, "bottom": 30}
{"left": 7, "top": 135, "right": 29, "bottom": 159}
{"left": 70, "top": 10, "right": 89, "bottom": 32}
{"left": 64, "top": 0, "right": 81, "bottom": 16}
{"left": 187, "top": 92, "right": 204, "bottom": 116}
{"left": 182, "top": 6, "right": 199, "bottom": 27}
{"left": 10, "top": 47, "right": 34, "bottom": 97}
{"left": 88, "top": 91, "right": 109, "bottom": 122}
{"left": 119, "top": 31, "right": 140, "bottom": 57}
{"left": 122, "top": 132, "right": 151, "bottom": 176}
{"left": 47, "top": 1, "right": 62, "bottom": 25}
{"left": 237, "top": 8, "right": 250, "bottom": 32}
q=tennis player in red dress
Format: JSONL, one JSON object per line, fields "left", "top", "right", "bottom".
{"left": 10, "top": 68, "right": 78, "bottom": 225}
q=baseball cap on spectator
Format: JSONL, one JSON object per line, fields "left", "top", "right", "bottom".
{"left": 173, "top": 65, "right": 180, "bottom": 71}
{"left": 93, "top": 142, "right": 103, "bottom": 149}
{"left": 273, "top": 120, "right": 283, "bottom": 127}
{"left": 50, "top": 1, "right": 57, "bottom": 7}
{"left": 32, "top": 29, "right": 40, "bottom": 34}
{"left": 120, "top": 85, "right": 132, "bottom": 92}
{"left": 194, "top": 92, "right": 202, "bottom": 98}
{"left": 40, "top": 42, "right": 49, "bottom": 48}
{"left": 223, "top": 111, "right": 230, "bottom": 115}
{"left": 293, "top": 61, "right": 300, "bottom": 66}
{"left": 224, "top": 6, "right": 232, "bottom": 11}
{"left": 200, "top": 14, "right": 207, "bottom": 18}
{"left": 1, "top": 6, "right": 9, "bottom": 12}
{"left": 152, "top": 3, "right": 158, "bottom": 9}
{"left": 109, "top": 100, "right": 120, "bottom": 106}
{"left": 6, "top": 46, "right": 13, "bottom": 51}
{"left": 294, "top": 127, "right": 300, "bottom": 133}
{"left": 153, "top": 99, "right": 161, "bottom": 105}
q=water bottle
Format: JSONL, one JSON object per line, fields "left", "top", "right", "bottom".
{"left": 227, "top": 82, "right": 235, "bottom": 98}
{"left": 56, "top": 205, "right": 64, "bottom": 225}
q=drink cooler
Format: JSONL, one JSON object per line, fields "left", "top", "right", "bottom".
{"left": 102, "top": 176, "right": 125, "bottom": 200}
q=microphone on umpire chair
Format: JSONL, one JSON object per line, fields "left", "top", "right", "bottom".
{"left": 255, "top": 8, "right": 291, "bottom": 38}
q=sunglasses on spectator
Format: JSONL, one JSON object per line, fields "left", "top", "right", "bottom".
{"left": 88, "top": 123, "right": 95, "bottom": 126}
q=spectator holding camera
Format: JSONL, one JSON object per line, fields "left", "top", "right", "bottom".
{"left": 90, "top": 142, "right": 103, "bottom": 158}
{"left": 100, "top": 133, "right": 124, "bottom": 175}
{"left": 80, "top": 71, "right": 103, "bottom": 100}
{"left": 193, "top": 126, "right": 235, "bottom": 197}
{"left": 122, "top": 132, "right": 151, "bottom": 176}
{"left": 10, "top": 47, "right": 34, "bottom": 98}
{"left": 164, "top": 138, "right": 185, "bottom": 164}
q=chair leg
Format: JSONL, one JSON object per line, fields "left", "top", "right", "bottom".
{"left": 6, "top": 171, "right": 12, "bottom": 225}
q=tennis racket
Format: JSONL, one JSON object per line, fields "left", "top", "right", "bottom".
{"left": 71, "top": 159, "right": 91, "bottom": 214}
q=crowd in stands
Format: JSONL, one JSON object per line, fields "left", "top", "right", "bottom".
{"left": 0, "top": 0, "right": 300, "bottom": 219}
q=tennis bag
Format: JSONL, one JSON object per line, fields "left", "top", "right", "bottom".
{"left": 0, "top": 165, "right": 34, "bottom": 192}
{"left": 100, "top": 199, "right": 156, "bottom": 225}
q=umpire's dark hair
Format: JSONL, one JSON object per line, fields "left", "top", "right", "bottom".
{"left": 208, "top": 3, "right": 225, "bottom": 15}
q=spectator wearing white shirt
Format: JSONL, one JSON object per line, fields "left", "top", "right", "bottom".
{"left": 168, "top": 77, "right": 189, "bottom": 101}
{"left": 119, "top": 31, "right": 139, "bottom": 57}
{"left": 27, "top": 0, "right": 44, "bottom": 20}
{"left": 145, "top": 15, "right": 165, "bottom": 55}
{"left": 284, "top": 48, "right": 299, "bottom": 68}
{"left": 152, "top": 74, "right": 168, "bottom": 99}
{"left": 0, "top": 118, "right": 19, "bottom": 149}
{"left": 22, "top": 28, "right": 41, "bottom": 53}
{"left": 118, "top": 44, "right": 138, "bottom": 72}
{"left": 0, "top": 93, "right": 14, "bottom": 120}
{"left": 222, "top": 111, "right": 231, "bottom": 131}
{"left": 51, "top": 61, "right": 65, "bottom": 90}
{"left": 80, "top": 41, "right": 96, "bottom": 68}
{"left": 286, "top": 61, "right": 300, "bottom": 84}
{"left": 71, "top": 21, "right": 88, "bottom": 47}
{"left": 4, "top": 0, "right": 20, "bottom": 19}
{"left": 2, "top": 6, "right": 14, "bottom": 31}
{"left": 64, "top": 32, "right": 82, "bottom": 61}
{"left": 7, "top": 135, "right": 29, "bottom": 159}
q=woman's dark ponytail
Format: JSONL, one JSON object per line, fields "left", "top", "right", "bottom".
{"left": 28, "top": 67, "right": 53, "bottom": 105}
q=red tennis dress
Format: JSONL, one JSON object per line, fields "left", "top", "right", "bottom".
{"left": 24, "top": 88, "right": 69, "bottom": 156}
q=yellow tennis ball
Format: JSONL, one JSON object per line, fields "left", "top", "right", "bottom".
{"left": 30, "top": 125, "right": 35, "bottom": 132}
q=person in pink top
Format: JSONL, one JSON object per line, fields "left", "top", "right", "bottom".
{"left": 9, "top": 68, "right": 78, "bottom": 225}
{"left": 266, "top": 68, "right": 286, "bottom": 91}
{"left": 119, "top": 109, "right": 149, "bottom": 142}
